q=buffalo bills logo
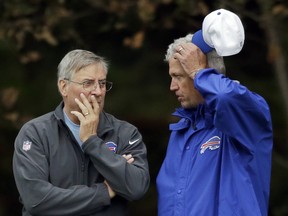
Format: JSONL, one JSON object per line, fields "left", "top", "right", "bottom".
{"left": 200, "top": 136, "right": 221, "bottom": 154}
{"left": 105, "top": 142, "right": 117, "bottom": 153}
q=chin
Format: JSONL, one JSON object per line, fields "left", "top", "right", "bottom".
{"left": 181, "top": 102, "right": 197, "bottom": 109}
{"left": 99, "top": 104, "right": 104, "bottom": 112}
{"left": 181, "top": 103, "right": 190, "bottom": 109}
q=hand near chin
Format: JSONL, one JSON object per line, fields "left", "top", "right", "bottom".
{"left": 71, "top": 93, "right": 100, "bottom": 142}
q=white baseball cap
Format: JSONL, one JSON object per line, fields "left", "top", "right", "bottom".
{"left": 192, "top": 9, "right": 245, "bottom": 56}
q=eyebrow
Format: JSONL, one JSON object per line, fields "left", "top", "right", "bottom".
{"left": 78, "top": 79, "right": 93, "bottom": 83}
{"left": 170, "top": 71, "right": 182, "bottom": 76}
{"left": 82, "top": 78, "right": 106, "bottom": 82}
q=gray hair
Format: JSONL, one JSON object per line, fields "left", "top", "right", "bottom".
{"left": 165, "top": 34, "right": 226, "bottom": 74}
{"left": 57, "top": 49, "right": 109, "bottom": 81}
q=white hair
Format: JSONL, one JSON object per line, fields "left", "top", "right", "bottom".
{"left": 165, "top": 34, "right": 226, "bottom": 74}
{"left": 57, "top": 49, "right": 109, "bottom": 81}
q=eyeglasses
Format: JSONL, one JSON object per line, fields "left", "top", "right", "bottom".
{"left": 64, "top": 78, "right": 113, "bottom": 92}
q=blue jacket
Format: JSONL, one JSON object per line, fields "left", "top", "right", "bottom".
{"left": 157, "top": 68, "right": 273, "bottom": 216}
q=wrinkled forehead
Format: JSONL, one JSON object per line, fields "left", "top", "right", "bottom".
{"left": 168, "top": 58, "right": 186, "bottom": 76}
{"left": 73, "top": 63, "right": 107, "bottom": 79}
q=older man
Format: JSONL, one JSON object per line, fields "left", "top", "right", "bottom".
{"left": 13, "top": 49, "right": 150, "bottom": 215}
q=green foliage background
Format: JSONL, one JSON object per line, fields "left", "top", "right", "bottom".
{"left": 1, "top": 0, "right": 288, "bottom": 215}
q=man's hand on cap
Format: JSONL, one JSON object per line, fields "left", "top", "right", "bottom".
{"left": 174, "top": 43, "right": 207, "bottom": 78}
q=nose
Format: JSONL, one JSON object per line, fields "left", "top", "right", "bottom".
{"left": 90, "top": 83, "right": 102, "bottom": 95}
{"left": 170, "top": 79, "right": 178, "bottom": 91}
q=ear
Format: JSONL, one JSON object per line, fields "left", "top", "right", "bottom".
{"left": 58, "top": 79, "right": 68, "bottom": 97}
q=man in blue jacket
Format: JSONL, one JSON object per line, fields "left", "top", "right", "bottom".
{"left": 157, "top": 9, "right": 273, "bottom": 216}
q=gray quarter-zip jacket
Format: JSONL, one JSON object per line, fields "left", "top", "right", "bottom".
{"left": 13, "top": 102, "right": 150, "bottom": 216}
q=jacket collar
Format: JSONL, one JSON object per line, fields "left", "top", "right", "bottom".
{"left": 172, "top": 105, "right": 204, "bottom": 121}
{"left": 171, "top": 104, "right": 213, "bottom": 129}
{"left": 97, "top": 112, "right": 114, "bottom": 137}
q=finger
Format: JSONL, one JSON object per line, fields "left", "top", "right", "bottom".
{"left": 123, "top": 154, "right": 132, "bottom": 159}
{"left": 71, "top": 111, "right": 85, "bottom": 121}
{"left": 122, "top": 154, "right": 128, "bottom": 160}
{"left": 122, "top": 154, "right": 134, "bottom": 164}
{"left": 127, "top": 158, "right": 134, "bottom": 164}
{"left": 104, "top": 180, "right": 116, "bottom": 198}
{"left": 80, "top": 93, "right": 93, "bottom": 111}
{"left": 122, "top": 154, "right": 132, "bottom": 160}
{"left": 91, "top": 95, "right": 99, "bottom": 113}
{"left": 173, "top": 52, "right": 183, "bottom": 60}
{"left": 75, "top": 97, "right": 89, "bottom": 115}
